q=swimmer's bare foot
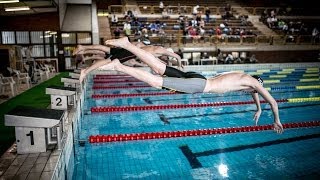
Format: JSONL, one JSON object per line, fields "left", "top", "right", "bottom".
{"left": 99, "top": 59, "right": 121, "bottom": 71}
{"left": 105, "top": 37, "right": 130, "bottom": 48}
{"left": 73, "top": 45, "right": 84, "bottom": 55}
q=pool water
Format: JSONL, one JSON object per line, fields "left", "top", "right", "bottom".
{"left": 73, "top": 67, "right": 320, "bottom": 179}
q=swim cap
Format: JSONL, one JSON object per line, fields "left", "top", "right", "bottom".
{"left": 252, "top": 75, "right": 263, "bottom": 86}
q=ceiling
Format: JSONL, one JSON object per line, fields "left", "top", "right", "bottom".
{"left": 0, "top": 0, "right": 57, "bottom": 16}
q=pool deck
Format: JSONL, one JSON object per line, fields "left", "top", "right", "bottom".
{"left": 0, "top": 72, "right": 77, "bottom": 180}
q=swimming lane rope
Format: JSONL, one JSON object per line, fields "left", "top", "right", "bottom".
{"left": 92, "top": 86, "right": 320, "bottom": 98}
{"left": 92, "top": 92, "right": 176, "bottom": 98}
{"left": 90, "top": 97, "right": 320, "bottom": 113}
{"left": 88, "top": 121, "right": 320, "bottom": 143}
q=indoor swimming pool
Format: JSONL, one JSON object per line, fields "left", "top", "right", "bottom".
{"left": 72, "top": 66, "right": 320, "bottom": 179}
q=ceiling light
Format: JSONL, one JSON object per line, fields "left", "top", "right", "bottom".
{"left": 0, "top": 0, "right": 19, "bottom": 3}
{"left": 5, "top": 6, "right": 30, "bottom": 11}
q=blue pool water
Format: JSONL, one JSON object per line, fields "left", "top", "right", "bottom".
{"left": 73, "top": 68, "right": 320, "bottom": 179}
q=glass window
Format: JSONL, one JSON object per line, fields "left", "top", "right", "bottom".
{"left": 77, "top": 33, "right": 91, "bottom": 44}
{"left": 16, "top": 31, "right": 30, "bottom": 44}
{"left": 2, "top": 31, "right": 15, "bottom": 44}
{"left": 62, "top": 33, "right": 76, "bottom": 44}
{"left": 44, "top": 31, "right": 57, "bottom": 44}
{"left": 63, "top": 46, "right": 75, "bottom": 56}
{"left": 45, "top": 44, "right": 57, "bottom": 57}
{"left": 31, "top": 31, "right": 43, "bottom": 44}
{"left": 31, "top": 45, "right": 45, "bottom": 57}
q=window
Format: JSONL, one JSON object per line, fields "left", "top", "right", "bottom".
{"left": 62, "top": 33, "right": 76, "bottom": 44}
{"left": 2, "top": 31, "right": 15, "bottom": 44}
{"left": 31, "top": 31, "right": 44, "bottom": 44}
{"left": 16, "top": 31, "right": 30, "bottom": 44}
{"left": 77, "top": 33, "right": 92, "bottom": 44}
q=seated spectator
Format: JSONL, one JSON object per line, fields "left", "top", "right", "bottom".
{"left": 111, "top": 13, "right": 118, "bottom": 26}
{"left": 193, "top": 5, "right": 199, "bottom": 15}
{"left": 162, "top": 8, "right": 169, "bottom": 19}
{"left": 113, "top": 27, "right": 121, "bottom": 39}
{"left": 240, "top": 15, "right": 248, "bottom": 26}
{"left": 159, "top": 1, "right": 164, "bottom": 12}
{"left": 205, "top": 6, "right": 211, "bottom": 23}
{"left": 123, "top": 21, "right": 132, "bottom": 36}
{"left": 312, "top": 27, "right": 319, "bottom": 44}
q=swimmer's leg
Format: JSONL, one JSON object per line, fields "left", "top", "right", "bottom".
{"left": 105, "top": 37, "right": 167, "bottom": 75}
{"left": 103, "top": 59, "right": 163, "bottom": 88}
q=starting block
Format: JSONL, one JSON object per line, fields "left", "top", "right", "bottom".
{"left": 61, "top": 77, "right": 80, "bottom": 89}
{"left": 5, "top": 106, "right": 65, "bottom": 154}
{"left": 69, "top": 72, "right": 80, "bottom": 79}
{"left": 46, "top": 85, "right": 77, "bottom": 110}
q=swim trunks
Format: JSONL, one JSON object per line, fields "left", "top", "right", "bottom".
{"left": 162, "top": 77, "right": 207, "bottom": 93}
{"left": 105, "top": 48, "right": 137, "bottom": 63}
{"left": 163, "top": 66, "right": 206, "bottom": 79}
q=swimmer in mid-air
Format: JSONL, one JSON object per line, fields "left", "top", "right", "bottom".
{"left": 96, "top": 37, "right": 284, "bottom": 134}
{"left": 75, "top": 40, "right": 184, "bottom": 83}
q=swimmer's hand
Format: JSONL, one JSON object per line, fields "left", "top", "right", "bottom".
{"left": 253, "top": 109, "right": 262, "bottom": 125}
{"left": 273, "top": 121, "right": 284, "bottom": 134}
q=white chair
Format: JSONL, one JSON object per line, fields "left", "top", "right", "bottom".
{"left": 34, "top": 68, "right": 45, "bottom": 82}
{"left": 181, "top": 58, "right": 189, "bottom": 66}
{"left": 24, "top": 63, "right": 46, "bottom": 82}
{"left": 11, "top": 68, "right": 31, "bottom": 89}
{"left": 0, "top": 74, "right": 17, "bottom": 97}
{"left": 38, "top": 63, "right": 50, "bottom": 79}
{"left": 45, "top": 64, "right": 56, "bottom": 73}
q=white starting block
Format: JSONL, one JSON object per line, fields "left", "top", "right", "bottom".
{"left": 46, "top": 85, "right": 77, "bottom": 110}
{"left": 74, "top": 69, "right": 81, "bottom": 73}
{"left": 5, "top": 106, "right": 65, "bottom": 154}
{"left": 61, "top": 77, "right": 80, "bottom": 89}
{"left": 69, "top": 72, "right": 80, "bottom": 79}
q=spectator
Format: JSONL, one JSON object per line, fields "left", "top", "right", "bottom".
{"left": 162, "top": 8, "right": 169, "bottom": 19}
{"left": 193, "top": 5, "right": 199, "bottom": 16}
{"left": 159, "top": 1, "right": 164, "bottom": 12}
{"left": 111, "top": 12, "right": 118, "bottom": 26}
{"left": 123, "top": 21, "right": 132, "bottom": 37}
{"left": 114, "top": 27, "right": 121, "bottom": 39}
{"left": 205, "top": 6, "right": 211, "bottom": 23}
{"left": 223, "top": 4, "right": 232, "bottom": 19}
{"left": 312, "top": 27, "right": 319, "bottom": 44}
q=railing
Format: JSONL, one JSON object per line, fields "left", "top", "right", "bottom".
{"left": 109, "top": 5, "right": 320, "bottom": 16}
{"left": 111, "top": 34, "right": 318, "bottom": 48}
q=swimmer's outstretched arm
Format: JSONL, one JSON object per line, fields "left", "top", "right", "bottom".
{"left": 83, "top": 55, "right": 105, "bottom": 62}
{"left": 73, "top": 44, "right": 111, "bottom": 55}
{"left": 79, "top": 59, "right": 111, "bottom": 83}
{"left": 250, "top": 82, "right": 283, "bottom": 133}
{"left": 123, "top": 59, "right": 148, "bottom": 67}
{"left": 80, "top": 50, "right": 106, "bottom": 56}
{"left": 154, "top": 47, "right": 182, "bottom": 69}
{"left": 251, "top": 92, "right": 262, "bottom": 125}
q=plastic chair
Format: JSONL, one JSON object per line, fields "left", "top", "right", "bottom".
{"left": 0, "top": 74, "right": 17, "bottom": 97}
{"left": 11, "top": 68, "right": 31, "bottom": 89}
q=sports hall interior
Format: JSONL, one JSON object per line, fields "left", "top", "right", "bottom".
{"left": 0, "top": 0, "right": 319, "bottom": 179}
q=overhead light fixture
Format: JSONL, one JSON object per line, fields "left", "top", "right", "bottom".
{"left": 0, "top": 0, "right": 19, "bottom": 3}
{"left": 5, "top": 6, "right": 30, "bottom": 11}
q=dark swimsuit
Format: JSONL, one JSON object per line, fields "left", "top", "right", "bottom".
{"left": 105, "top": 48, "right": 137, "bottom": 63}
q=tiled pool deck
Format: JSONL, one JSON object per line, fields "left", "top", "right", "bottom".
{"left": 0, "top": 144, "right": 59, "bottom": 180}
{"left": 0, "top": 62, "right": 319, "bottom": 180}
